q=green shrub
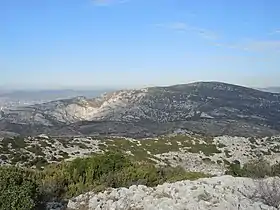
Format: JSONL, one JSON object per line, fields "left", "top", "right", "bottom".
{"left": 96, "top": 164, "right": 208, "bottom": 191}
{"left": 0, "top": 167, "right": 39, "bottom": 210}
{"left": 98, "top": 163, "right": 162, "bottom": 188}
{"left": 27, "top": 157, "right": 49, "bottom": 169}
{"left": 38, "top": 152, "right": 134, "bottom": 198}
{"left": 0, "top": 151, "right": 209, "bottom": 207}
{"left": 40, "top": 152, "right": 209, "bottom": 198}
{"left": 271, "top": 162, "right": 280, "bottom": 175}
{"left": 243, "top": 159, "right": 272, "bottom": 178}
{"left": 226, "top": 159, "right": 273, "bottom": 178}
{"left": 225, "top": 161, "right": 244, "bottom": 177}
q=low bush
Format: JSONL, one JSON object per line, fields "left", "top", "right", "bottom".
{"left": 42, "top": 152, "right": 208, "bottom": 198}
{"left": 226, "top": 159, "right": 280, "bottom": 209}
{"left": 97, "top": 164, "right": 207, "bottom": 190}
{"left": 226, "top": 158, "right": 280, "bottom": 178}
{"left": 243, "top": 159, "right": 272, "bottom": 178}
{"left": 225, "top": 161, "right": 243, "bottom": 177}
{"left": 0, "top": 167, "right": 39, "bottom": 210}
{"left": 256, "top": 178, "right": 280, "bottom": 209}
{"left": 0, "top": 152, "right": 208, "bottom": 209}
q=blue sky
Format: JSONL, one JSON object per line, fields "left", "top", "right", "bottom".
{"left": 1, "top": 0, "right": 280, "bottom": 89}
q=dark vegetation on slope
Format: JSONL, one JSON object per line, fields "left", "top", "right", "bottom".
{"left": 1, "top": 82, "right": 280, "bottom": 138}
{"left": 0, "top": 152, "right": 207, "bottom": 210}
{"left": 226, "top": 158, "right": 280, "bottom": 178}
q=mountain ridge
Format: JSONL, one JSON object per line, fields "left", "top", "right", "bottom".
{"left": 1, "top": 81, "right": 280, "bottom": 137}
{"left": 259, "top": 87, "right": 280, "bottom": 93}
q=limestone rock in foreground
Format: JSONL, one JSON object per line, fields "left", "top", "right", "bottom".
{"left": 67, "top": 176, "right": 278, "bottom": 210}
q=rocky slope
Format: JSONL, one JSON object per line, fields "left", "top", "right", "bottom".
{"left": 2, "top": 133, "right": 280, "bottom": 176}
{"left": 1, "top": 82, "right": 280, "bottom": 137}
{"left": 67, "top": 175, "right": 279, "bottom": 210}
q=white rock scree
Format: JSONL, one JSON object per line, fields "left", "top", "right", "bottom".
{"left": 66, "top": 176, "right": 278, "bottom": 210}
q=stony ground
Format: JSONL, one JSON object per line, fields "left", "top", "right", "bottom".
{"left": 67, "top": 175, "right": 279, "bottom": 210}
{"left": 1, "top": 133, "right": 280, "bottom": 175}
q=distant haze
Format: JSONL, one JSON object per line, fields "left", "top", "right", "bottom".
{"left": 259, "top": 87, "right": 280, "bottom": 93}
{"left": 1, "top": 1, "right": 280, "bottom": 88}
{"left": 0, "top": 89, "right": 114, "bottom": 100}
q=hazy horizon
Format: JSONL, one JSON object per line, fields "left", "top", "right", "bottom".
{"left": 1, "top": 0, "right": 280, "bottom": 89}
{"left": 0, "top": 81, "right": 279, "bottom": 92}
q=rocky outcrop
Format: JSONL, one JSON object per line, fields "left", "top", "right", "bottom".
{"left": 67, "top": 175, "right": 279, "bottom": 210}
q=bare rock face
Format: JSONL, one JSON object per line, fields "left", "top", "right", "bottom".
{"left": 1, "top": 82, "right": 280, "bottom": 137}
{"left": 67, "top": 175, "right": 279, "bottom": 210}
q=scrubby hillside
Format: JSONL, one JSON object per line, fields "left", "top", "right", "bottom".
{"left": 2, "top": 133, "right": 280, "bottom": 209}
{"left": 0, "top": 152, "right": 208, "bottom": 210}
{"left": 2, "top": 134, "right": 280, "bottom": 175}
